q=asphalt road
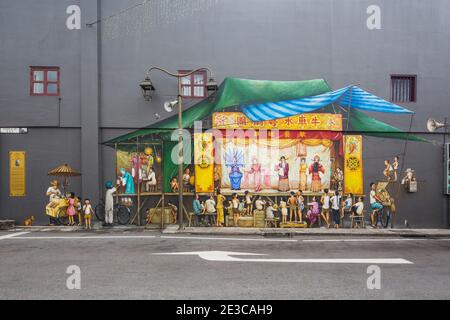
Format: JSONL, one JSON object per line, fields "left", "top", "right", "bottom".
{"left": 0, "top": 230, "right": 449, "bottom": 300}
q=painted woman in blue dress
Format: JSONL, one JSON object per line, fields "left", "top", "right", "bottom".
{"left": 225, "top": 149, "right": 244, "bottom": 190}
{"left": 120, "top": 168, "right": 135, "bottom": 194}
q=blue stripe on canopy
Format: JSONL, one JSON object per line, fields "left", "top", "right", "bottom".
{"left": 241, "top": 86, "right": 414, "bottom": 122}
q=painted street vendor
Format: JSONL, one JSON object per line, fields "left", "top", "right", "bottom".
{"left": 45, "top": 179, "right": 63, "bottom": 225}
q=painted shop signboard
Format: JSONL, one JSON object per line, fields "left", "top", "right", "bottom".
{"left": 9, "top": 151, "right": 26, "bottom": 197}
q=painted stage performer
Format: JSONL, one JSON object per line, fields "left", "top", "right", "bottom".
{"left": 333, "top": 167, "right": 344, "bottom": 191}
{"left": 250, "top": 157, "right": 262, "bottom": 192}
{"left": 120, "top": 168, "right": 135, "bottom": 194}
{"left": 262, "top": 167, "right": 272, "bottom": 189}
{"left": 298, "top": 157, "right": 308, "bottom": 191}
{"left": 45, "top": 179, "right": 63, "bottom": 226}
{"left": 309, "top": 155, "right": 325, "bottom": 192}
{"left": 214, "top": 165, "right": 222, "bottom": 190}
{"left": 276, "top": 156, "right": 290, "bottom": 192}
{"left": 130, "top": 153, "right": 141, "bottom": 183}
{"left": 225, "top": 149, "right": 245, "bottom": 190}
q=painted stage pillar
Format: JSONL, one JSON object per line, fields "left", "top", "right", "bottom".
{"left": 344, "top": 135, "right": 364, "bottom": 195}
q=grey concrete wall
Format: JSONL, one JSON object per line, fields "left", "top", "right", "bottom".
{"left": 0, "top": 129, "right": 81, "bottom": 224}
{"left": 0, "top": 0, "right": 82, "bottom": 127}
{"left": 0, "top": 0, "right": 449, "bottom": 227}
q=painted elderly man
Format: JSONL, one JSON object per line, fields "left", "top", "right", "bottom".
{"left": 104, "top": 181, "right": 118, "bottom": 227}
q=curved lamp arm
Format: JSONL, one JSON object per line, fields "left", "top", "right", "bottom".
{"left": 145, "top": 66, "right": 214, "bottom": 79}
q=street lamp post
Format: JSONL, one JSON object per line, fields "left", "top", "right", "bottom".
{"left": 140, "top": 67, "right": 218, "bottom": 229}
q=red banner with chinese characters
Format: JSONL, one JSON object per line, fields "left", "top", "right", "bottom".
{"left": 212, "top": 112, "right": 342, "bottom": 131}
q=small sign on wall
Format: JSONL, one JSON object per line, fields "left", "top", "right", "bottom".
{"left": 9, "top": 151, "right": 26, "bottom": 197}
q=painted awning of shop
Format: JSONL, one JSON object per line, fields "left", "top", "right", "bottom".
{"left": 241, "top": 85, "right": 414, "bottom": 122}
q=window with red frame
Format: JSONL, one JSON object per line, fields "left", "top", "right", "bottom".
{"left": 179, "top": 70, "right": 207, "bottom": 98}
{"left": 30, "top": 67, "right": 60, "bottom": 96}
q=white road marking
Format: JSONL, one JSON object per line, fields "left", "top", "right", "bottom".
{"left": 6, "top": 235, "right": 157, "bottom": 240}
{"left": 0, "top": 232, "right": 30, "bottom": 240}
{"left": 153, "top": 251, "right": 414, "bottom": 264}
{"left": 160, "top": 235, "right": 297, "bottom": 242}
{"left": 302, "top": 238, "right": 431, "bottom": 242}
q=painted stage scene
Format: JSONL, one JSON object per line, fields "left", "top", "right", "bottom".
{"left": 217, "top": 138, "right": 337, "bottom": 194}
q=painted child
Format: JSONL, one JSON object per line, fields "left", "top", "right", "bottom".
{"left": 393, "top": 156, "right": 400, "bottom": 181}
{"left": 320, "top": 189, "right": 331, "bottom": 229}
{"left": 383, "top": 160, "right": 394, "bottom": 181}
{"left": 370, "top": 182, "right": 384, "bottom": 228}
{"left": 83, "top": 199, "right": 94, "bottom": 230}
{"left": 66, "top": 192, "right": 77, "bottom": 226}
{"left": 170, "top": 177, "right": 179, "bottom": 192}
{"left": 183, "top": 168, "right": 191, "bottom": 192}
{"left": 231, "top": 193, "right": 240, "bottom": 226}
{"left": 288, "top": 191, "right": 298, "bottom": 223}
{"left": 280, "top": 198, "right": 288, "bottom": 224}
{"left": 244, "top": 191, "right": 252, "bottom": 216}
{"left": 306, "top": 196, "right": 320, "bottom": 227}
{"left": 341, "top": 193, "right": 353, "bottom": 220}
{"left": 297, "top": 190, "right": 305, "bottom": 222}
{"left": 76, "top": 195, "right": 83, "bottom": 226}
{"left": 351, "top": 196, "right": 365, "bottom": 228}
{"left": 330, "top": 190, "right": 341, "bottom": 229}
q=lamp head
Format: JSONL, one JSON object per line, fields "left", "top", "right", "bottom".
{"left": 206, "top": 77, "right": 219, "bottom": 92}
{"left": 139, "top": 76, "right": 155, "bottom": 101}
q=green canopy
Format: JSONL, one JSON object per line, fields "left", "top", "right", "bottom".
{"left": 105, "top": 77, "right": 427, "bottom": 144}
{"left": 105, "top": 77, "right": 332, "bottom": 144}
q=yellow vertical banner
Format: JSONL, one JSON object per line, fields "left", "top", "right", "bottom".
{"left": 9, "top": 151, "right": 26, "bottom": 197}
{"left": 194, "top": 132, "right": 214, "bottom": 193}
{"left": 344, "top": 135, "right": 363, "bottom": 194}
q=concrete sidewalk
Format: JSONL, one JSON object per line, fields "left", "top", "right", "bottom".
{"left": 5, "top": 224, "right": 450, "bottom": 238}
